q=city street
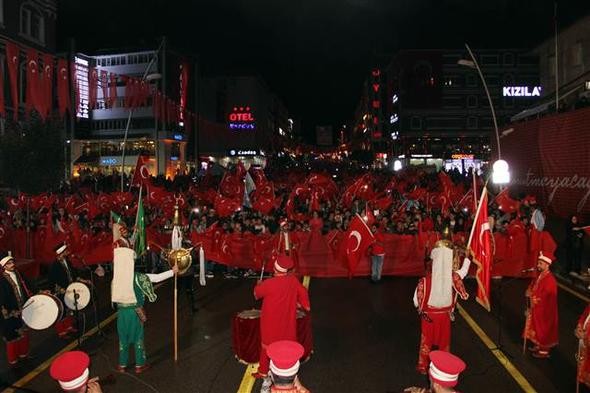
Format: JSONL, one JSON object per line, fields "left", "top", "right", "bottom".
{"left": 2, "top": 272, "right": 587, "bottom": 393}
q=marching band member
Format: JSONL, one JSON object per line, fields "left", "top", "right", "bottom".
{"left": 413, "top": 232, "right": 470, "bottom": 374}
{"left": 262, "top": 340, "right": 310, "bottom": 393}
{"left": 404, "top": 350, "right": 467, "bottom": 393}
{"left": 0, "top": 254, "right": 34, "bottom": 365}
{"left": 253, "top": 255, "right": 311, "bottom": 379}
{"left": 523, "top": 247, "right": 559, "bottom": 359}
{"left": 49, "top": 243, "right": 89, "bottom": 338}
{"left": 50, "top": 351, "right": 103, "bottom": 393}
{"left": 112, "top": 222, "right": 177, "bottom": 373}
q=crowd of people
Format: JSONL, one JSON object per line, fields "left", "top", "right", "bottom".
{"left": 1, "top": 159, "right": 589, "bottom": 392}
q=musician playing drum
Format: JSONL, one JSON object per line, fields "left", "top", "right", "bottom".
{"left": 252, "top": 255, "right": 311, "bottom": 379}
{"left": 0, "top": 254, "right": 34, "bottom": 365}
{"left": 49, "top": 244, "right": 91, "bottom": 338}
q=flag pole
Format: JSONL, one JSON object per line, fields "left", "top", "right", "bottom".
{"left": 467, "top": 186, "right": 488, "bottom": 250}
{"left": 174, "top": 270, "right": 178, "bottom": 362}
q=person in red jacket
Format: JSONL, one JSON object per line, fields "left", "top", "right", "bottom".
{"left": 523, "top": 248, "right": 559, "bottom": 359}
{"left": 369, "top": 224, "right": 386, "bottom": 283}
{"left": 253, "top": 255, "right": 311, "bottom": 379}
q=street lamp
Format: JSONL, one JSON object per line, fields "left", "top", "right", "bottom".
{"left": 120, "top": 40, "right": 165, "bottom": 192}
{"left": 458, "top": 44, "right": 509, "bottom": 184}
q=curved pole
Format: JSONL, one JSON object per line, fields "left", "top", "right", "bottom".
{"left": 120, "top": 39, "right": 166, "bottom": 191}
{"left": 464, "top": 43, "right": 501, "bottom": 161}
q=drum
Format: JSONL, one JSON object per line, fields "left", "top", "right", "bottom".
{"left": 64, "top": 282, "right": 91, "bottom": 311}
{"left": 231, "top": 309, "right": 313, "bottom": 364}
{"left": 22, "top": 294, "right": 63, "bottom": 330}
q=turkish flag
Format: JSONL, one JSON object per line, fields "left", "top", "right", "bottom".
{"left": 219, "top": 171, "right": 244, "bottom": 199}
{"left": 5, "top": 42, "right": 20, "bottom": 121}
{"left": 214, "top": 195, "right": 241, "bottom": 218}
{"left": 56, "top": 59, "right": 71, "bottom": 118}
{"left": 494, "top": 188, "right": 520, "bottom": 214}
{"left": 108, "top": 73, "right": 118, "bottom": 108}
{"left": 89, "top": 67, "right": 98, "bottom": 109}
{"left": 342, "top": 214, "right": 375, "bottom": 276}
{"left": 100, "top": 70, "right": 108, "bottom": 108}
{"left": 131, "top": 155, "right": 152, "bottom": 187}
{"left": 25, "top": 49, "right": 42, "bottom": 118}
{"left": 467, "top": 187, "right": 492, "bottom": 311}
{"left": 41, "top": 54, "right": 53, "bottom": 119}
{"left": 251, "top": 182, "right": 276, "bottom": 215}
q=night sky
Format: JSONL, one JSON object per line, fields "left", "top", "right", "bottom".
{"left": 58, "top": 0, "right": 590, "bottom": 140}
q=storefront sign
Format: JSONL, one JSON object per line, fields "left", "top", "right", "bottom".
{"left": 451, "top": 154, "right": 475, "bottom": 160}
{"left": 502, "top": 86, "right": 542, "bottom": 97}
{"left": 99, "top": 156, "right": 120, "bottom": 166}
{"left": 228, "top": 149, "right": 260, "bottom": 157}
{"left": 228, "top": 106, "right": 256, "bottom": 130}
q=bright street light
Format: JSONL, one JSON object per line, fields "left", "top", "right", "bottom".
{"left": 458, "top": 43, "right": 509, "bottom": 185}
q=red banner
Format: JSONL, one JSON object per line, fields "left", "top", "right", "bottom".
{"left": 504, "top": 107, "right": 590, "bottom": 221}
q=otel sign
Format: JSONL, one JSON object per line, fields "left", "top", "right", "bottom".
{"left": 228, "top": 106, "right": 256, "bottom": 130}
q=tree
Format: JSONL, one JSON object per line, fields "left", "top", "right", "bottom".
{"left": 0, "top": 115, "right": 65, "bottom": 194}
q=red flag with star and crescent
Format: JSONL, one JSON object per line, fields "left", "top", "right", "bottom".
{"left": 467, "top": 187, "right": 492, "bottom": 311}
{"left": 131, "top": 155, "right": 151, "bottom": 187}
{"left": 342, "top": 214, "right": 375, "bottom": 277}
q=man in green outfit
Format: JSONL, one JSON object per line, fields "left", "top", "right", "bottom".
{"left": 112, "top": 222, "right": 177, "bottom": 374}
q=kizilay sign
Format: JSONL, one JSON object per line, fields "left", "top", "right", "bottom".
{"left": 502, "top": 86, "right": 542, "bottom": 97}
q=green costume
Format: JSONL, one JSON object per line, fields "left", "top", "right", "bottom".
{"left": 117, "top": 273, "right": 157, "bottom": 367}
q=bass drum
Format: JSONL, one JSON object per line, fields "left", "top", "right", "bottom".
{"left": 231, "top": 309, "right": 313, "bottom": 364}
{"left": 22, "top": 294, "right": 63, "bottom": 330}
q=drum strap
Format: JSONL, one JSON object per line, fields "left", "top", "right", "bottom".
{"left": 3, "top": 271, "right": 31, "bottom": 307}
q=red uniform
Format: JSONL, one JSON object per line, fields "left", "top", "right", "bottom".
{"left": 254, "top": 275, "right": 310, "bottom": 375}
{"left": 523, "top": 270, "right": 559, "bottom": 351}
{"left": 415, "top": 273, "right": 467, "bottom": 373}
{"left": 576, "top": 304, "right": 590, "bottom": 387}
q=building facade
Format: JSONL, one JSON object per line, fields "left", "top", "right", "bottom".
{"left": 0, "top": 0, "right": 57, "bottom": 125}
{"left": 71, "top": 46, "right": 195, "bottom": 179}
{"left": 520, "top": 13, "right": 590, "bottom": 118}
{"left": 353, "top": 49, "right": 540, "bottom": 172}
{"left": 198, "top": 75, "right": 290, "bottom": 168}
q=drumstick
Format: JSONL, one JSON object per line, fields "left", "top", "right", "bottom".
{"left": 259, "top": 259, "right": 265, "bottom": 281}
{"left": 21, "top": 299, "right": 35, "bottom": 310}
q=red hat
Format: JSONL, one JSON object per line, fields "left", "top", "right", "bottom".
{"left": 274, "top": 255, "right": 294, "bottom": 273}
{"left": 50, "top": 351, "right": 90, "bottom": 391}
{"left": 429, "top": 350, "right": 466, "bottom": 388}
{"left": 267, "top": 340, "right": 304, "bottom": 377}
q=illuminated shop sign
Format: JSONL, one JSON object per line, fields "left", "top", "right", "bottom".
{"left": 173, "top": 134, "right": 184, "bottom": 141}
{"left": 228, "top": 106, "right": 256, "bottom": 130}
{"left": 451, "top": 154, "right": 475, "bottom": 160}
{"left": 228, "top": 149, "right": 260, "bottom": 157}
{"left": 100, "top": 156, "right": 119, "bottom": 166}
{"left": 75, "top": 56, "right": 89, "bottom": 119}
{"left": 502, "top": 86, "right": 542, "bottom": 97}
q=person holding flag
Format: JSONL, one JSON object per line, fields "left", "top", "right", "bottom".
{"left": 111, "top": 190, "right": 178, "bottom": 373}
{"left": 412, "top": 227, "right": 470, "bottom": 374}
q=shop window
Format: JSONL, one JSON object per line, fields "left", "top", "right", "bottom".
{"left": 467, "top": 95, "right": 478, "bottom": 108}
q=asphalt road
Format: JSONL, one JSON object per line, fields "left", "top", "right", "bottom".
{"left": 2, "top": 271, "right": 589, "bottom": 393}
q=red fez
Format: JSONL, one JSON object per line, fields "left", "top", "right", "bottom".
{"left": 267, "top": 340, "right": 304, "bottom": 377}
{"left": 50, "top": 351, "right": 90, "bottom": 391}
{"left": 274, "top": 255, "right": 294, "bottom": 272}
{"left": 429, "top": 350, "right": 466, "bottom": 388}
